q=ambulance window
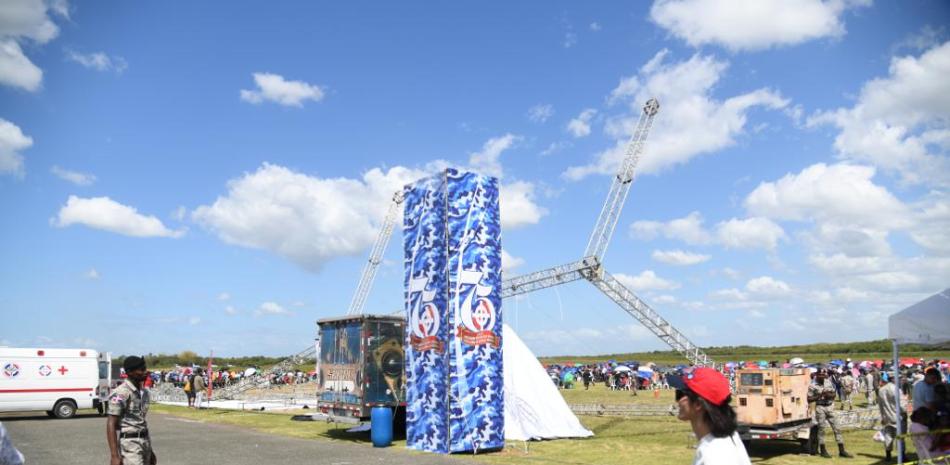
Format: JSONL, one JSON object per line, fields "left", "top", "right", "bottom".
{"left": 765, "top": 398, "right": 774, "bottom": 407}
{"left": 740, "top": 373, "right": 763, "bottom": 386}
{"left": 99, "top": 361, "right": 109, "bottom": 379}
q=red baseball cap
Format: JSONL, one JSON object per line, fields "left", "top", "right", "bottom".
{"left": 669, "top": 367, "right": 731, "bottom": 406}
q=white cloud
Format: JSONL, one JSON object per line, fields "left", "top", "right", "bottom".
{"left": 743, "top": 162, "right": 925, "bottom": 259}
{"left": 188, "top": 316, "right": 201, "bottom": 326}
{"left": 240, "top": 72, "right": 325, "bottom": 107}
{"left": 499, "top": 180, "right": 547, "bottom": 229}
{"left": 564, "top": 50, "right": 788, "bottom": 180}
{"left": 194, "top": 138, "right": 547, "bottom": 271}
{"left": 651, "top": 249, "right": 710, "bottom": 266}
{"left": 615, "top": 270, "right": 680, "bottom": 292}
{"left": 632, "top": 211, "right": 785, "bottom": 251}
{"left": 217, "top": 292, "right": 230, "bottom": 301}
{"left": 808, "top": 42, "right": 950, "bottom": 188}
{"left": 909, "top": 194, "right": 950, "bottom": 255}
{"left": 171, "top": 206, "right": 187, "bottom": 222}
{"left": 0, "top": 0, "right": 69, "bottom": 91}
{"left": 83, "top": 268, "right": 99, "bottom": 280}
{"left": 631, "top": 211, "right": 711, "bottom": 245}
{"left": 566, "top": 109, "right": 597, "bottom": 138}
{"left": 0, "top": 40, "right": 41, "bottom": 91}
{"left": 892, "top": 25, "right": 945, "bottom": 54}
{"left": 501, "top": 249, "right": 524, "bottom": 272}
{"left": 256, "top": 301, "right": 291, "bottom": 316}
{"left": 715, "top": 217, "right": 786, "bottom": 250}
{"left": 649, "top": 0, "right": 869, "bottom": 51}
{"left": 540, "top": 141, "right": 571, "bottom": 157}
{"left": 527, "top": 104, "right": 554, "bottom": 123}
{"left": 224, "top": 305, "right": 238, "bottom": 316}
{"left": 710, "top": 288, "right": 748, "bottom": 301}
{"left": 51, "top": 165, "right": 96, "bottom": 186}
{"left": 193, "top": 163, "right": 425, "bottom": 271}
{"left": 54, "top": 195, "right": 186, "bottom": 238}
{"left": 563, "top": 31, "right": 578, "bottom": 48}
{"left": 65, "top": 49, "right": 127, "bottom": 73}
{"left": 590, "top": 22, "right": 601, "bottom": 32}
{"left": 0, "top": 118, "right": 32, "bottom": 176}
{"left": 468, "top": 133, "right": 520, "bottom": 178}
{"left": 745, "top": 163, "right": 910, "bottom": 229}
{"left": 745, "top": 276, "right": 791, "bottom": 298}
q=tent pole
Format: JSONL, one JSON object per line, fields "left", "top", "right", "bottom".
{"left": 892, "top": 339, "right": 903, "bottom": 465}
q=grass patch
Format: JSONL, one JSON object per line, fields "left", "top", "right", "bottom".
{"left": 153, "top": 385, "right": 905, "bottom": 465}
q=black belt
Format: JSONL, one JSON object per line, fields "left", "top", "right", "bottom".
{"left": 119, "top": 430, "right": 149, "bottom": 439}
{"left": 817, "top": 402, "right": 834, "bottom": 407}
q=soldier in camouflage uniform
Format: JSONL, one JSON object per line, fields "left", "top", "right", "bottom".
{"left": 107, "top": 356, "right": 157, "bottom": 465}
{"left": 808, "top": 367, "right": 852, "bottom": 458}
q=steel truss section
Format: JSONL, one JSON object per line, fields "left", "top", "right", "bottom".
{"left": 591, "top": 269, "right": 713, "bottom": 367}
{"left": 216, "top": 345, "right": 316, "bottom": 400}
{"left": 501, "top": 257, "right": 598, "bottom": 299}
{"left": 347, "top": 190, "right": 405, "bottom": 315}
{"left": 584, "top": 98, "right": 659, "bottom": 262}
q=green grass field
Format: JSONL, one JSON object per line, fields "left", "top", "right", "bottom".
{"left": 153, "top": 385, "right": 910, "bottom": 465}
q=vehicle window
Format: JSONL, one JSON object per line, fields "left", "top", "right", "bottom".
{"left": 740, "top": 373, "right": 763, "bottom": 386}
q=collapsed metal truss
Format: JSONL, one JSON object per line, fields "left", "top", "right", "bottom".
{"left": 346, "top": 190, "right": 404, "bottom": 316}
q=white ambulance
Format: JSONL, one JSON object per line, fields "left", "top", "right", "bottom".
{"left": 0, "top": 348, "right": 112, "bottom": 418}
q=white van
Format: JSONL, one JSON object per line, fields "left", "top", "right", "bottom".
{"left": 0, "top": 348, "right": 112, "bottom": 418}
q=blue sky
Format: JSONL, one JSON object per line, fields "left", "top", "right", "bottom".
{"left": 1, "top": 1, "right": 948, "bottom": 358}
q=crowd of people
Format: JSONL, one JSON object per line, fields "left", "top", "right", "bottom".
{"left": 548, "top": 356, "right": 949, "bottom": 462}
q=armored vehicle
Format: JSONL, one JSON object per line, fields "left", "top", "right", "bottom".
{"left": 735, "top": 367, "right": 811, "bottom": 441}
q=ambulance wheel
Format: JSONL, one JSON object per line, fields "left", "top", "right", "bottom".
{"left": 53, "top": 399, "right": 77, "bottom": 419}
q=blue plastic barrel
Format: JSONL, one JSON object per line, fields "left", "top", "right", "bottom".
{"left": 370, "top": 406, "right": 393, "bottom": 447}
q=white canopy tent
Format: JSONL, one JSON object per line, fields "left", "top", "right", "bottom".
{"left": 503, "top": 324, "right": 593, "bottom": 442}
{"left": 887, "top": 288, "right": 950, "bottom": 465}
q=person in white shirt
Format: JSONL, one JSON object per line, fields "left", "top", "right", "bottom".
{"left": 669, "top": 367, "right": 751, "bottom": 465}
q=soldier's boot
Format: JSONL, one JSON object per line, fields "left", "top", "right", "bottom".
{"left": 819, "top": 444, "right": 832, "bottom": 458}
{"left": 838, "top": 443, "right": 853, "bottom": 458}
{"left": 885, "top": 449, "right": 892, "bottom": 462}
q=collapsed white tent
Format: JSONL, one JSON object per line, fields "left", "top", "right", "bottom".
{"left": 503, "top": 324, "right": 593, "bottom": 441}
{"left": 887, "top": 287, "right": 950, "bottom": 465}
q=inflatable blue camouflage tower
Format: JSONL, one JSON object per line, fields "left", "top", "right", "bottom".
{"left": 403, "top": 168, "right": 504, "bottom": 453}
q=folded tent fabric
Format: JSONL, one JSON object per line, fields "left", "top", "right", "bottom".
{"left": 503, "top": 324, "right": 593, "bottom": 441}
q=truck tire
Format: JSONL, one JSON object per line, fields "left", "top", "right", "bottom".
{"left": 53, "top": 399, "right": 77, "bottom": 419}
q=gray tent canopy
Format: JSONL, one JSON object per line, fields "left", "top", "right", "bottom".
{"left": 888, "top": 288, "right": 950, "bottom": 345}
{"left": 886, "top": 287, "right": 949, "bottom": 465}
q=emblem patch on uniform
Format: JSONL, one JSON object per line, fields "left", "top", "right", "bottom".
{"left": 110, "top": 394, "right": 126, "bottom": 404}
{"left": 38, "top": 364, "right": 52, "bottom": 376}
{"left": 2, "top": 363, "right": 19, "bottom": 378}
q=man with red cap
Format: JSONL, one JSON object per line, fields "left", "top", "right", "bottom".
{"left": 669, "top": 367, "right": 751, "bottom": 465}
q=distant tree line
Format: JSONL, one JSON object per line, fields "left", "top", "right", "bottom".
{"left": 700, "top": 339, "right": 947, "bottom": 356}
{"left": 113, "top": 351, "right": 288, "bottom": 369}
{"left": 542, "top": 339, "right": 949, "bottom": 363}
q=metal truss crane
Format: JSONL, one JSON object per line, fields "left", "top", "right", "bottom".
{"left": 585, "top": 98, "right": 659, "bottom": 262}
{"left": 346, "top": 190, "right": 404, "bottom": 316}
{"left": 501, "top": 98, "right": 715, "bottom": 367}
